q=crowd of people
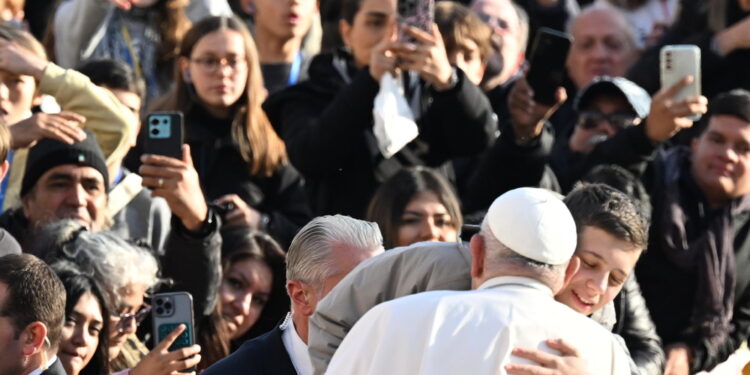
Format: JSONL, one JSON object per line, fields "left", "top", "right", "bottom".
{"left": 1, "top": 0, "right": 750, "bottom": 374}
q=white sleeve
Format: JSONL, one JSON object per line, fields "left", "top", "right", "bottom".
{"left": 185, "top": 0, "right": 232, "bottom": 22}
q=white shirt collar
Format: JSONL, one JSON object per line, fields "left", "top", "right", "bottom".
{"left": 28, "top": 355, "right": 58, "bottom": 375}
{"left": 281, "top": 313, "right": 314, "bottom": 375}
{"left": 478, "top": 276, "right": 554, "bottom": 297}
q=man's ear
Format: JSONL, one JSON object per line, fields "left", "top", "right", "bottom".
{"left": 563, "top": 255, "right": 581, "bottom": 287}
{"left": 470, "top": 234, "right": 486, "bottom": 284}
{"left": 21, "top": 321, "right": 48, "bottom": 356}
{"left": 287, "top": 280, "right": 316, "bottom": 317}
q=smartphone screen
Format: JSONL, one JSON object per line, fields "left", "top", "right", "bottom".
{"left": 525, "top": 28, "right": 572, "bottom": 106}
{"left": 144, "top": 111, "right": 184, "bottom": 160}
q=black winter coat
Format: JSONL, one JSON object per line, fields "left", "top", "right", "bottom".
{"left": 127, "top": 105, "right": 312, "bottom": 248}
{"left": 263, "top": 52, "right": 497, "bottom": 218}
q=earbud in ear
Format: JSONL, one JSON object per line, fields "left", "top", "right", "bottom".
{"left": 182, "top": 70, "right": 192, "bottom": 83}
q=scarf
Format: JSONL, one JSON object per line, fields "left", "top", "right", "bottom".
{"left": 659, "top": 147, "right": 750, "bottom": 347}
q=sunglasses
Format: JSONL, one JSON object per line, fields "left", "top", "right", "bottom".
{"left": 477, "top": 12, "right": 511, "bottom": 31}
{"left": 578, "top": 110, "right": 641, "bottom": 130}
{"left": 112, "top": 305, "right": 152, "bottom": 333}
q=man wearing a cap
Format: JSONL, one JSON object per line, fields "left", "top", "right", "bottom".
{"left": 466, "top": 75, "right": 708, "bottom": 211}
{"left": 324, "top": 188, "right": 631, "bottom": 375}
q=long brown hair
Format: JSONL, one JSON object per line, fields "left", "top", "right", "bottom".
{"left": 197, "top": 227, "right": 288, "bottom": 369}
{"left": 153, "top": 16, "right": 287, "bottom": 177}
{"left": 154, "top": 0, "right": 191, "bottom": 69}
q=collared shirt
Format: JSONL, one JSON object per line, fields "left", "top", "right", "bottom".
{"left": 28, "top": 356, "right": 58, "bottom": 375}
{"left": 327, "top": 276, "right": 631, "bottom": 375}
{"left": 281, "top": 313, "right": 314, "bottom": 375}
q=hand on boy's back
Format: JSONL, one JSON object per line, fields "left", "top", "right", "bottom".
{"left": 9, "top": 112, "right": 87, "bottom": 149}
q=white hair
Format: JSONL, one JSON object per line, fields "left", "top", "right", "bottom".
{"left": 33, "top": 220, "right": 159, "bottom": 309}
{"left": 286, "top": 215, "right": 383, "bottom": 287}
{"left": 479, "top": 221, "right": 566, "bottom": 287}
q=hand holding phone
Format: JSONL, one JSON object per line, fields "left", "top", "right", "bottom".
{"left": 525, "top": 28, "right": 572, "bottom": 106}
{"left": 131, "top": 324, "right": 201, "bottom": 375}
{"left": 149, "top": 292, "right": 198, "bottom": 373}
{"left": 144, "top": 111, "right": 184, "bottom": 160}
{"left": 660, "top": 45, "right": 702, "bottom": 120}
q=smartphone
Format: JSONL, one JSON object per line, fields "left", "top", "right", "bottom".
{"left": 144, "top": 111, "right": 184, "bottom": 159}
{"left": 525, "top": 27, "right": 573, "bottom": 106}
{"left": 152, "top": 292, "right": 195, "bottom": 372}
{"left": 660, "top": 44, "right": 701, "bottom": 120}
{"left": 397, "top": 0, "right": 434, "bottom": 42}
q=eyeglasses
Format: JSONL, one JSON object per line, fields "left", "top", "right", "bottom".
{"left": 578, "top": 110, "right": 641, "bottom": 130}
{"left": 477, "top": 12, "right": 510, "bottom": 31}
{"left": 111, "top": 305, "right": 151, "bottom": 333}
{"left": 190, "top": 56, "right": 247, "bottom": 73}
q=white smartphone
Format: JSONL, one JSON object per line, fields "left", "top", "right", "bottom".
{"left": 660, "top": 44, "right": 702, "bottom": 120}
{"left": 152, "top": 292, "right": 195, "bottom": 372}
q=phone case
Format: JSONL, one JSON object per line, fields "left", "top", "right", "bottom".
{"left": 525, "top": 27, "right": 572, "bottom": 106}
{"left": 152, "top": 292, "right": 195, "bottom": 353}
{"left": 398, "top": 0, "right": 434, "bottom": 41}
{"left": 660, "top": 45, "right": 701, "bottom": 102}
{"left": 144, "top": 111, "right": 184, "bottom": 160}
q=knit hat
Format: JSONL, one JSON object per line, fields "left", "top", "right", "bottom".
{"left": 485, "top": 187, "right": 577, "bottom": 265}
{"left": 21, "top": 130, "right": 109, "bottom": 197}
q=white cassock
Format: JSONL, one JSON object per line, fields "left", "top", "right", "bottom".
{"left": 326, "top": 276, "right": 631, "bottom": 375}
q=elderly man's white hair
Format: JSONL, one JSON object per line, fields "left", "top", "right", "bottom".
{"left": 479, "top": 220, "right": 568, "bottom": 288}
{"left": 286, "top": 215, "right": 383, "bottom": 288}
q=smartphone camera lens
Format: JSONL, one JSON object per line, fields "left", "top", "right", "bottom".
{"left": 156, "top": 307, "right": 164, "bottom": 315}
{"left": 150, "top": 118, "right": 159, "bottom": 126}
{"left": 156, "top": 298, "right": 163, "bottom": 306}
{"left": 165, "top": 302, "right": 173, "bottom": 310}
{"left": 151, "top": 128, "right": 160, "bottom": 136}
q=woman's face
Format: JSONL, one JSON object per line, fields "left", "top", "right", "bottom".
{"left": 0, "top": 68, "right": 37, "bottom": 125}
{"left": 108, "top": 283, "right": 147, "bottom": 361}
{"left": 340, "top": 0, "right": 397, "bottom": 68}
{"left": 59, "top": 292, "right": 104, "bottom": 375}
{"left": 220, "top": 258, "right": 273, "bottom": 340}
{"left": 395, "top": 191, "right": 458, "bottom": 247}
{"left": 182, "top": 30, "right": 249, "bottom": 118}
{"left": 555, "top": 226, "right": 642, "bottom": 316}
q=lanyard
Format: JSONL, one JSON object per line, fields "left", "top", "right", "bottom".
{"left": 0, "top": 150, "right": 15, "bottom": 212}
{"left": 120, "top": 24, "right": 143, "bottom": 85}
{"left": 287, "top": 52, "right": 302, "bottom": 86}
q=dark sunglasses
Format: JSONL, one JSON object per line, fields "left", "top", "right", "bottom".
{"left": 477, "top": 12, "right": 510, "bottom": 31}
{"left": 112, "top": 305, "right": 152, "bottom": 333}
{"left": 578, "top": 110, "right": 641, "bottom": 130}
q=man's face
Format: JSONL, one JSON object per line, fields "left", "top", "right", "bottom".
{"left": 471, "top": 0, "right": 523, "bottom": 84}
{"left": 254, "top": 0, "right": 318, "bottom": 42}
{"left": 568, "top": 94, "right": 639, "bottom": 154}
{"left": 566, "top": 8, "right": 639, "bottom": 90}
{"left": 555, "top": 226, "right": 641, "bottom": 316}
{"left": 691, "top": 115, "right": 750, "bottom": 207}
{"left": 0, "top": 282, "right": 25, "bottom": 375}
{"left": 22, "top": 165, "right": 108, "bottom": 232}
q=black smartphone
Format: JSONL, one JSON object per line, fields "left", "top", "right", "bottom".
{"left": 144, "top": 111, "right": 184, "bottom": 159}
{"left": 152, "top": 292, "right": 195, "bottom": 372}
{"left": 525, "top": 27, "right": 573, "bottom": 106}
{"left": 397, "top": 0, "right": 434, "bottom": 43}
